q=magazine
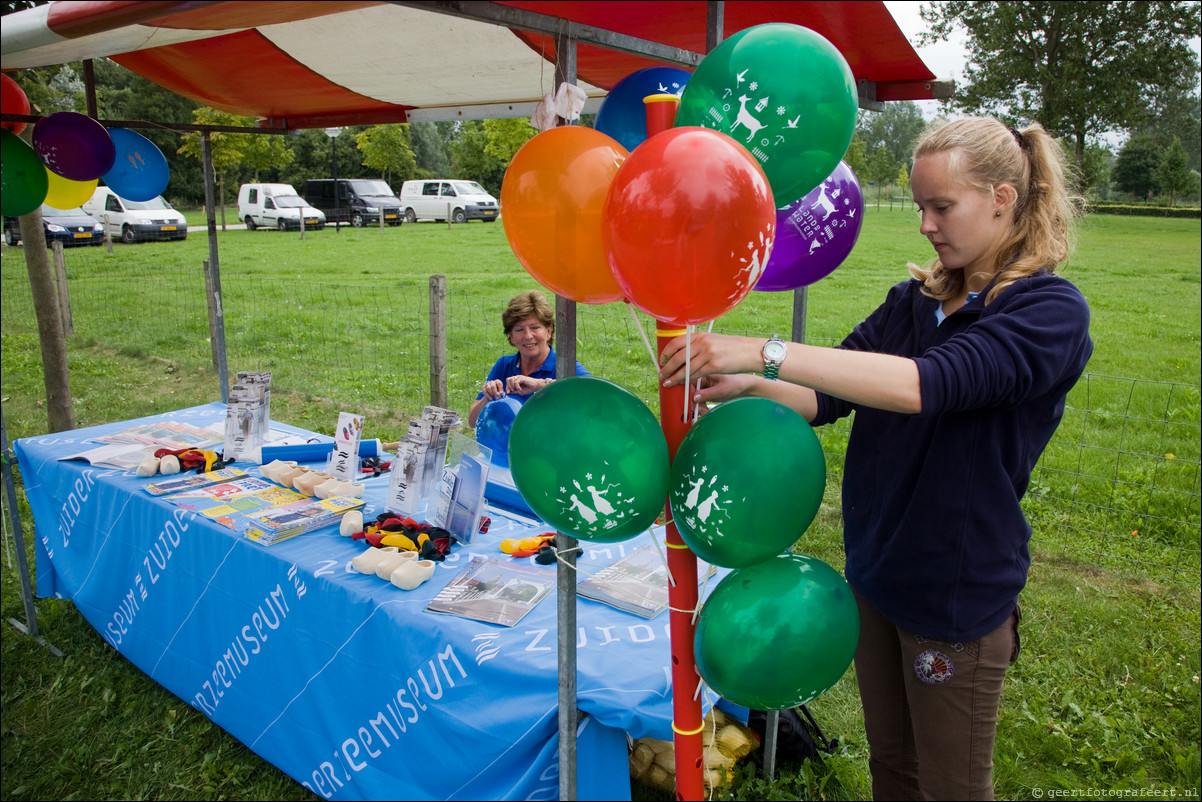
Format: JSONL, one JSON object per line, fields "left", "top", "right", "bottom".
{"left": 164, "top": 476, "right": 307, "bottom": 533}
{"left": 243, "top": 495, "right": 365, "bottom": 546}
{"left": 424, "top": 555, "right": 554, "bottom": 627}
{"left": 577, "top": 543, "right": 718, "bottom": 619}
{"left": 144, "top": 467, "right": 249, "bottom": 496}
{"left": 60, "top": 421, "right": 224, "bottom": 470}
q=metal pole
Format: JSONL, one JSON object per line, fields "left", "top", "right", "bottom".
{"left": 2, "top": 406, "right": 62, "bottom": 656}
{"left": 332, "top": 134, "right": 340, "bottom": 233}
{"left": 553, "top": 27, "right": 580, "bottom": 802}
{"left": 201, "top": 132, "right": 230, "bottom": 402}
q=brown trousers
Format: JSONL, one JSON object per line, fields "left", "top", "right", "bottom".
{"left": 853, "top": 589, "right": 1020, "bottom": 801}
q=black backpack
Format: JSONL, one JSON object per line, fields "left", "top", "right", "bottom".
{"left": 747, "top": 705, "right": 836, "bottom": 763}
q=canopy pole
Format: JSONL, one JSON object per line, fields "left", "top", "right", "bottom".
{"left": 200, "top": 132, "right": 230, "bottom": 402}
{"left": 553, "top": 25, "right": 580, "bottom": 802}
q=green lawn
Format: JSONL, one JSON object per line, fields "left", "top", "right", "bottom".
{"left": 1, "top": 208, "right": 1198, "bottom": 800}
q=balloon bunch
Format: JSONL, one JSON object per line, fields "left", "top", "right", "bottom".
{"left": 1, "top": 74, "right": 169, "bottom": 217}
{"left": 501, "top": 24, "right": 862, "bottom": 710}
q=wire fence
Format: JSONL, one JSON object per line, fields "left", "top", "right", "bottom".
{"left": 3, "top": 265, "right": 1199, "bottom": 589}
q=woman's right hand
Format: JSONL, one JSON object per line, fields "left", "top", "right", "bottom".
{"left": 481, "top": 379, "right": 506, "bottom": 401}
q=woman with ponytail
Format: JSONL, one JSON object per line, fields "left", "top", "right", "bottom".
{"left": 658, "top": 116, "right": 1092, "bottom": 800}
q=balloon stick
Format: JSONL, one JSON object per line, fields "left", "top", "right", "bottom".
{"left": 645, "top": 92, "right": 707, "bottom": 802}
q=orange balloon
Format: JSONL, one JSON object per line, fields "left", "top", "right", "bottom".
{"left": 501, "top": 126, "right": 628, "bottom": 304}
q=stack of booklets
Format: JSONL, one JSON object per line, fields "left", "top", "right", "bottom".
{"left": 424, "top": 555, "right": 554, "bottom": 627}
{"left": 577, "top": 543, "right": 717, "bottom": 619}
{"left": 144, "top": 467, "right": 249, "bottom": 497}
{"left": 242, "top": 495, "right": 365, "bottom": 546}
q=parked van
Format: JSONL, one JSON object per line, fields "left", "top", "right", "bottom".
{"left": 238, "top": 183, "right": 326, "bottom": 231}
{"left": 303, "top": 179, "right": 402, "bottom": 227}
{"left": 399, "top": 179, "right": 499, "bottom": 223}
{"left": 82, "top": 186, "right": 187, "bottom": 244}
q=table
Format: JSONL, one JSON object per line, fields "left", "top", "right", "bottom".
{"left": 14, "top": 403, "right": 715, "bottom": 800}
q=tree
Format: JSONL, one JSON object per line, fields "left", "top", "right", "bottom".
{"left": 865, "top": 147, "right": 900, "bottom": 205}
{"left": 843, "top": 133, "right": 868, "bottom": 181}
{"left": 355, "top": 123, "right": 417, "bottom": 187}
{"left": 1112, "top": 134, "right": 1160, "bottom": 201}
{"left": 447, "top": 119, "right": 535, "bottom": 195}
{"left": 178, "top": 108, "right": 253, "bottom": 227}
{"left": 482, "top": 118, "right": 536, "bottom": 164}
{"left": 921, "top": 1, "right": 1202, "bottom": 169}
{"left": 1132, "top": 80, "right": 1202, "bottom": 174}
{"left": 897, "top": 163, "right": 910, "bottom": 198}
{"left": 856, "top": 101, "right": 928, "bottom": 168}
{"left": 242, "top": 133, "right": 295, "bottom": 183}
{"left": 410, "top": 121, "right": 453, "bottom": 177}
{"left": 1155, "top": 136, "right": 1191, "bottom": 206}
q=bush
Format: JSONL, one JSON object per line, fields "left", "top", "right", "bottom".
{"left": 1088, "top": 203, "right": 1201, "bottom": 218}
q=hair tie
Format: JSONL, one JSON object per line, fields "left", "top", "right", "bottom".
{"left": 1010, "top": 127, "right": 1024, "bottom": 148}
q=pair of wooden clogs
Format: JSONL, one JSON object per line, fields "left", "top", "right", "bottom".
{"left": 260, "top": 460, "right": 364, "bottom": 499}
{"left": 351, "top": 546, "right": 437, "bottom": 590}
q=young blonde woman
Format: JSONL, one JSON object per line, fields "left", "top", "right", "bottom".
{"left": 659, "top": 116, "right": 1092, "bottom": 800}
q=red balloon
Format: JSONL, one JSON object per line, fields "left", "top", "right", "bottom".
{"left": 1, "top": 73, "right": 30, "bottom": 135}
{"left": 603, "top": 127, "right": 775, "bottom": 326}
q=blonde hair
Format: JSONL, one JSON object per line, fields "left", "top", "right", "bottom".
{"left": 502, "top": 290, "right": 554, "bottom": 344}
{"left": 908, "top": 116, "right": 1083, "bottom": 304}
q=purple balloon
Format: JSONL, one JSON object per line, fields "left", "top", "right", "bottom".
{"left": 756, "top": 161, "right": 863, "bottom": 292}
{"left": 32, "top": 112, "right": 115, "bottom": 182}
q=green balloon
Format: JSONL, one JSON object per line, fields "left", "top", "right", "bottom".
{"left": 509, "top": 377, "right": 669, "bottom": 542}
{"left": 675, "top": 23, "right": 857, "bottom": 208}
{"left": 1, "top": 129, "right": 49, "bottom": 217}
{"left": 669, "top": 397, "right": 825, "bottom": 568}
{"left": 695, "top": 552, "right": 859, "bottom": 710}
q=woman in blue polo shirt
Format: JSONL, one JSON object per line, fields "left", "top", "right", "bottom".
{"left": 467, "top": 290, "right": 590, "bottom": 427}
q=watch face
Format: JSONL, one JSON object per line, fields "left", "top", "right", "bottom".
{"left": 764, "top": 340, "right": 787, "bottom": 362}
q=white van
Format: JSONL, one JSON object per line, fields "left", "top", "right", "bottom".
{"left": 399, "top": 179, "right": 499, "bottom": 224}
{"left": 238, "top": 183, "right": 326, "bottom": 231}
{"left": 83, "top": 186, "right": 187, "bottom": 244}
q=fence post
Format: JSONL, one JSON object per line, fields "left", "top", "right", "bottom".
{"left": 429, "top": 274, "right": 448, "bottom": 408}
{"left": 51, "top": 240, "right": 73, "bottom": 338}
{"left": 300, "top": 213, "right": 305, "bottom": 241}
{"left": 203, "top": 259, "right": 220, "bottom": 371}
{"left": 104, "top": 213, "right": 113, "bottom": 253}
{"left": 380, "top": 207, "right": 385, "bottom": 233}
{"left": 446, "top": 202, "right": 452, "bottom": 231}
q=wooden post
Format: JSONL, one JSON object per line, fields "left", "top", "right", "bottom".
{"left": 299, "top": 213, "right": 305, "bottom": 241}
{"left": 19, "top": 211, "right": 74, "bottom": 432}
{"left": 380, "top": 205, "right": 385, "bottom": 233}
{"left": 50, "top": 240, "right": 73, "bottom": 337}
{"left": 446, "top": 202, "right": 452, "bottom": 231}
{"left": 428, "top": 274, "right": 448, "bottom": 408}
{"left": 104, "top": 213, "right": 113, "bottom": 253}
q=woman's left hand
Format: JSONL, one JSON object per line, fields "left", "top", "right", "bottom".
{"left": 507, "top": 375, "right": 551, "bottom": 395}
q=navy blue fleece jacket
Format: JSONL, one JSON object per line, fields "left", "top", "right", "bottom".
{"left": 812, "top": 272, "right": 1092, "bottom": 641}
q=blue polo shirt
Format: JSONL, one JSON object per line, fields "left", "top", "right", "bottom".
{"left": 476, "top": 348, "right": 590, "bottom": 403}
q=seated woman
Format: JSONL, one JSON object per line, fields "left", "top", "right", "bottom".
{"left": 467, "top": 290, "right": 590, "bottom": 427}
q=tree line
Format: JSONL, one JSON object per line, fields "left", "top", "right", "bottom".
{"left": 5, "top": 0, "right": 1199, "bottom": 209}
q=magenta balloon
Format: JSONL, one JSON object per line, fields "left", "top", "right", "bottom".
{"left": 755, "top": 161, "right": 863, "bottom": 292}
{"left": 103, "top": 127, "right": 169, "bottom": 201}
{"left": 32, "top": 112, "right": 115, "bottom": 182}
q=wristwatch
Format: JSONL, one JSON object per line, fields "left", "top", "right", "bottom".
{"left": 761, "top": 336, "right": 787, "bottom": 380}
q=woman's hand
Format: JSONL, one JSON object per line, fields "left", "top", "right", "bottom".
{"left": 506, "top": 375, "right": 550, "bottom": 395}
{"left": 481, "top": 379, "right": 506, "bottom": 401}
{"left": 658, "top": 333, "right": 760, "bottom": 388}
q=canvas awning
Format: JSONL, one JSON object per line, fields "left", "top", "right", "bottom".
{"left": 1, "top": 1, "right": 949, "bottom": 129}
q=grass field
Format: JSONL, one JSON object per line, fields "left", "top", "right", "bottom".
{"left": 1, "top": 207, "right": 1199, "bottom": 800}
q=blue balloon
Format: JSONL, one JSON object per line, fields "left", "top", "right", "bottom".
{"left": 102, "top": 127, "right": 169, "bottom": 202}
{"left": 476, "top": 396, "right": 523, "bottom": 467}
{"left": 594, "top": 67, "right": 692, "bottom": 152}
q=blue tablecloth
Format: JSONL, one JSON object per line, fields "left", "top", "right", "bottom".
{"left": 15, "top": 403, "right": 713, "bottom": 801}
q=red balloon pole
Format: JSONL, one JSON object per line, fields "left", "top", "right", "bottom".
{"left": 644, "top": 93, "right": 706, "bottom": 802}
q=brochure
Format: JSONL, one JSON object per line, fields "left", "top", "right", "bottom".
{"left": 144, "top": 467, "right": 249, "bottom": 497}
{"left": 164, "top": 476, "right": 307, "bottom": 532}
{"left": 243, "top": 495, "right": 365, "bottom": 546}
{"left": 60, "top": 421, "right": 224, "bottom": 470}
{"left": 446, "top": 452, "right": 488, "bottom": 544}
{"left": 577, "top": 543, "right": 717, "bottom": 619}
{"left": 424, "top": 555, "right": 554, "bottom": 627}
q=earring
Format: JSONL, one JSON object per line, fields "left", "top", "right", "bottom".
{"left": 995, "top": 210, "right": 1002, "bottom": 217}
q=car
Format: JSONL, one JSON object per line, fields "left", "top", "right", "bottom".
{"left": 399, "top": 179, "right": 500, "bottom": 223}
{"left": 4, "top": 204, "right": 106, "bottom": 247}
{"left": 238, "top": 183, "right": 326, "bottom": 231}
{"left": 303, "top": 179, "right": 403, "bottom": 227}
{"left": 82, "top": 187, "right": 187, "bottom": 244}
